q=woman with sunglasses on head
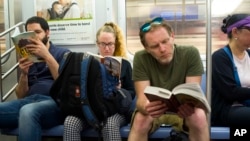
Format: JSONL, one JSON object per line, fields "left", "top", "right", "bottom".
{"left": 212, "top": 14, "right": 250, "bottom": 127}
{"left": 63, "top": 22, "right": 135, "bottom": 141}
{"left": 128, "top": 17, "right": 209, "bottom": 141}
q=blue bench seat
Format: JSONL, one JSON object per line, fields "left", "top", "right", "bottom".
{"left": 1, "top": 125, "right": 229, "bottom": 139}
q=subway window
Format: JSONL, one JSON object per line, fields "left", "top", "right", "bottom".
{"left": 125, "top": 0, "right": 249, "bottom": 57}
{"left": 126, "top": 0, "right": 207, "bottom": 56}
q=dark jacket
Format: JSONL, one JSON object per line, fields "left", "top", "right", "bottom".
{"left": 211, "top": 45, "right": 250, "bottom": 125}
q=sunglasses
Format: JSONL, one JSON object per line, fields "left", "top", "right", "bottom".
{"left": 140, "top": 17, "right": 163, "bottom": 32}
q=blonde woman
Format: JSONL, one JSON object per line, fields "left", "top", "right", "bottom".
{"left": 63, "top": 22, "right": 135, "bottom": 141}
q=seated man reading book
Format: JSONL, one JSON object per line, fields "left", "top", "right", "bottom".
{"left": 0, "top": 16, "right": 70, "bottom": 141}
{"left": 128, "top": 17, "right": 210, "bottom": 141}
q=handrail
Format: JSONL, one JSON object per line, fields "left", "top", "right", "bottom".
{"left": 0, "top": 22, "right": 24, "bottom": 37}
{"left": 1, "top": 62, "right": 19, "bottom": 101}
{"left": 1, "top": 46, "right": 15, "bottom": 58}
{"left": 2, "top": 63, "right": 19, "bottom": 79}
{"left": 0, "top": 22, "right": 25, "bottom": 102}
{"left": 0, "top": 22, "right": 24, "bottom": 65}
{"left": 2, "top": 83, "right": 18, "bottom": 101}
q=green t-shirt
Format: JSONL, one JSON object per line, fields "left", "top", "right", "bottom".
{"left": 132, "top": 44, "right": 204, "bottom": 91}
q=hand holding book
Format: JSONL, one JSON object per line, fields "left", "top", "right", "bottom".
{"left": 144, "top": 83, "right": 211, "bottom": 114}
{"left": 12, "top": 31, "right": 44, "bottom": 62}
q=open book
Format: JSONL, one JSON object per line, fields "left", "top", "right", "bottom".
{"left": 11, "top": 31, "right": 44, "bottom": 62}
{"left": 86, "top": 52, "right": 122, "bottom": 79}
{"left": 144, "top": 83, "right": 211, "bottom": 114}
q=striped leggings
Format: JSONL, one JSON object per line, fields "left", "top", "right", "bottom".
{"left": 63, "top": 113, "right": 126, "bottom": 141}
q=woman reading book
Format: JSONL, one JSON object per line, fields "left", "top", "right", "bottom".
{"left": 63, "top": 22, "right": 135, "bottom": 141}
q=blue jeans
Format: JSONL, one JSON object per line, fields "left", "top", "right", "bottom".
{"left": 0, "top": 94, "right": 63, "bottom": 141}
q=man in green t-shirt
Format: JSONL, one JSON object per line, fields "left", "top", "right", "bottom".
{"left": 128, "top": 17, "right": 209, "bottom": 141}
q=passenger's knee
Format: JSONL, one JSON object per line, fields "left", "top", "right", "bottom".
{"left": 131, "top": 112, "right": 153, "bottom": 133}
{"left": 64, "top": 116, "right": 71, "bottom": 127}
{"left": 64, "top": 116, "right": 83, "bottom": 132}
{"left": 19, "top": 104, "right": 37, "bottom": 119}
{"left": 185, "top": 108, "right": 208, "bottom": 130}
{"left": 105, "top": 116, "right": 119, "bottom": 128}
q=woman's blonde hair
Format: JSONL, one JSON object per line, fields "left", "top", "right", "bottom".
{"left": 96, "top": 22, "right": 127, "bottom": 58}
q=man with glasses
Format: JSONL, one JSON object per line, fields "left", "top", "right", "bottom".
{"left": 128, "top": 17, "right": 209, "bottom": 141}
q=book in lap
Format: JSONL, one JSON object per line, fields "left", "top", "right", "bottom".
{"left": 12, "top": 31, "right": 44, "bottom": 62}
{"left": 144, "top": 83, "right": 211, "bottom": 114}
{"left": 86, "top": 52, "right": 122, "bottom": 79}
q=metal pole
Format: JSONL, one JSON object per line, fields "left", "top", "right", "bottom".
{"left": 206, "top": 0, "right": 212, "bottom": 133}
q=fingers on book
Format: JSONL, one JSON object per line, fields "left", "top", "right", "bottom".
{"left": 12, "top": 31, "right": 44, "bottom": 62}
{"left": 144, "top": 83, "right": 211, "bottom": 114}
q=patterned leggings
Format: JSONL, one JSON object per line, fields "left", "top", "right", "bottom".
{"left": 63, "top": 113, "right": 126, "bottom": 141}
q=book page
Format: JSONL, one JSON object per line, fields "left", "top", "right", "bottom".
{"left": 144, "top": 86, "right": 172, "bottom": 101}
{"left": 172, "top": 83, "right": 211, "bottom": 113}
{"left": 86, "top": 51, "right": 104, "bottom": 62}
{"left": 11, "top": 31, "right": 44, "bottom": 62}
{"left": 86, "top": 52, "right": 122, "bottom": 79}
{"left": 103, "top": 56, "right": 122, "bottom": 79}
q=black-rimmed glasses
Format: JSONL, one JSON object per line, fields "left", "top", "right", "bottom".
{"left": 140, "top": 17, "right": 163, "bottom": 32}
{"left": 97, "top": 42, "right": 115, "bottom": 48}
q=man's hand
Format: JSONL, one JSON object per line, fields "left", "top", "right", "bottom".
{"left": 18, "top": 57, "right": 33, "bottom": 75}
{"left": 145, "top": 101, "right": 195, "bottom": 119}
{"left": 25, "top": 38, "right": 49, "bottom": 60}
{"left": 177, "top": 103, "right": 195, "bottom": 118}
{"left": 145, "top": 100, "right": 168, "bottom": 118}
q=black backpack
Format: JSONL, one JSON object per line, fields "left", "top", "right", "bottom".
{"left": 50, "top": 52, "right": 132, "bottom": 131}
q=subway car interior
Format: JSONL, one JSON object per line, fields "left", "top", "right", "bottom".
{"left": 0, "top": 0, "right": 250, "bottom": 140}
